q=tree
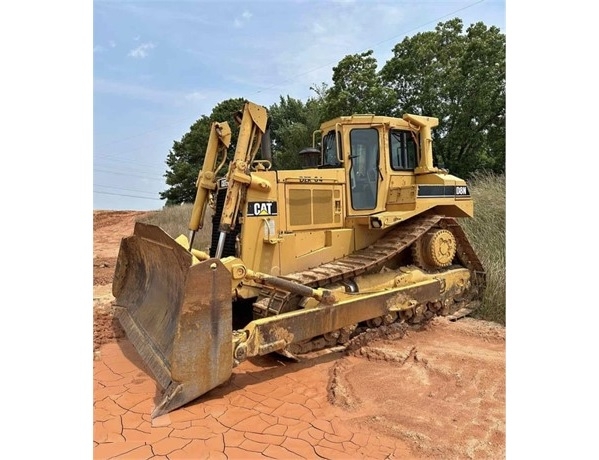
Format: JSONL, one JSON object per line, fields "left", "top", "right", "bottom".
{"left": 321, "top": 50, "right": 395, "bottom": 120}
{"left": 160, "top": 98, "right": 245, "bottom": 205}
{"left": 161, "top": 96, "right": 328, "bottom": 203}
{"left": 267, "top": 95, "right": 324, "bottom": 170}
{"left": 380, "top": 18, "right": 505, "bottom": 177}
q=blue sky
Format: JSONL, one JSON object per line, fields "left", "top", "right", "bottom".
{"left": 93, "top": 0, "right": 506, "bottom": 210}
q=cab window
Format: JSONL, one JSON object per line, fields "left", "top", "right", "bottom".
{"left": 390, "top": 129, "right": 418, "bottom": 170}
{"left": 322, "top": 130, "right": 342, "bottom": 167}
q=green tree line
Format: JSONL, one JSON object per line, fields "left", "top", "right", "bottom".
{"left": 161, "top": 18, "right": 505, "bottom": 204}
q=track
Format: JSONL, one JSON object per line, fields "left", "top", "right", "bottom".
{"left": 254, "top": 214, "right": 484, "bottom": 317}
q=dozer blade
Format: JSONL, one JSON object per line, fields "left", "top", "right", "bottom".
{"left": 112, "top": 222, "right": 233, "bottom": 418}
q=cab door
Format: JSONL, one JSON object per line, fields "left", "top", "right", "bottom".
{"left": 348, "top": 127, "right": 380, "bottom": 211}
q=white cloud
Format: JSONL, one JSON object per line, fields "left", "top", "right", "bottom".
{"left": 234, "top": 9, "right": 252, "bottom": 28}
{"left": 94, "top": 79, "right": 222, "bottom": 112}
{"left": 185, "top": 91, "right": 207, "bottom": 102}
{"left": 128, "top": 42, "right": 156, "bottom": 58}
{"left": 310, "top": 22, "right": 325, "bottom": 35}
{"left": 94, "top": 78, "right": 169, "bottom": 103}
{"left": 94, "top": 41, "right": 117, "bottom": 54}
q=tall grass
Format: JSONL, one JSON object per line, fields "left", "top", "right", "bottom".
{"left": 138, "top": 204, "right": 213, "bottom": 252}
{"left": 461, "top": 172, "right": 506, "bottom": 325}
{"left": 137, "top": 173, "right": 506, "bottom": 325}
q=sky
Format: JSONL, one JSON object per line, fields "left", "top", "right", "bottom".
{"left": 93, "top": 0, "right": 506, "bottom": 211}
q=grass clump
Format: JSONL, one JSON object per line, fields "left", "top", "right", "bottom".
{"left": 460, "top": 171, "right": 506, "bottom": 325}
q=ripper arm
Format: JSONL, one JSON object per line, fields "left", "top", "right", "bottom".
{"left": 214, "top": 101, "right": 269, "bottom": 257}
{"left": 187, "top": 121, "right": 232, "bottom": 250}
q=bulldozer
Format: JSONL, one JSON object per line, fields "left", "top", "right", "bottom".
{"left": 112, "top": 100, "right": 485, "bottom": 418}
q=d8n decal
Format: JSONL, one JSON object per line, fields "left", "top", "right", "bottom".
{"left": 417, "top": 185, "right": 470, "bottom": 197}
{"left": 455, "top": 186, "right": 469, "bottom": 196}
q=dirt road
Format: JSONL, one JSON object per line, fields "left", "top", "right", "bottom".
{"left": 93, "top": 210, "right": 505, "bottom": 459}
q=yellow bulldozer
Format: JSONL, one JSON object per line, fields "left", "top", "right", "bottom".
{"left": 112, "top": 100, "right": 485, "bottom": 418}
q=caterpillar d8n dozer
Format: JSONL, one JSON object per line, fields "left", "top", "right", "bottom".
{"left": 113, "top": 100, "right": 485, "bottom": 418}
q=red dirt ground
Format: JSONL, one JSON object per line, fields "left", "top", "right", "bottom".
{"left": 93, "top": 210, "right": 506, "bottom": 459}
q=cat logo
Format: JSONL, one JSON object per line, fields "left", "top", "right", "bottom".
{"left": 247, "top": 201, "right": 278, "bottom": 216}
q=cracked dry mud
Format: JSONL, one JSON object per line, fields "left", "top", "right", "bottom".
{"left": 93, "top": 210, "right": 506, "bottom": 459}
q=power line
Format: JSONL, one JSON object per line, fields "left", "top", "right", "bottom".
{"left": 93, "top": 167, "right": 166, "bottom": 182}
{"left": 94, "top": 183, "right": 162, "bottom": 196}
{"left": 93, "top": 190, "right": 163, "bottom": 201}
{"left": 94, "top": 149, "right": 166, "bottom": 168}
{"left": 95, "top": 118, "right": 193, "bottom": 150}
{"left": 94, "top": 156, "right": 166, "bottom": 176}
